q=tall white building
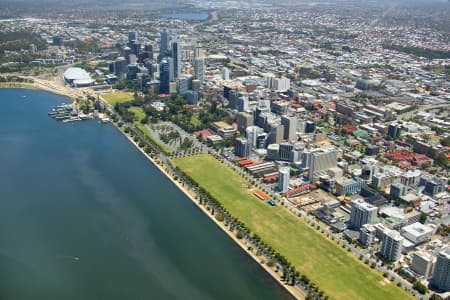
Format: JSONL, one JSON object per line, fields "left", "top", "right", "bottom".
{"left": 380, "top": 229, "right": 404, "bottom": 262}
{"left": 350, "top": 198, "right": 378, "bottom": 229}
{"left": 246, "top": 126, "right": 262, "bottom": 148}
{"left": 278, "top": 166, "right": 290, "bottom": 193}
{"left": 266, "top": 75, "right": 290, "bottom": 92}
{"left": 166, "top": 57, "right": 174, "bottom": 81}
{"left": 194, "top": 57, "right": 204, "bottom": 83}
{"left": 194, "top": 46, "right": 203, "bottom": 59}
{"left": 273, "top": 77, "right": 290, "bottom": 92}
{"left": 222, "top": 67, "right": 230, "bottom": 80}
{"left": 432, "top": 247, "right": 450, "bottom": 291}
{"left": 302, "top": 148, "right": 338, "bottom": 181}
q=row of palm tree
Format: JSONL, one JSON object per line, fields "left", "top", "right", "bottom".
{"left": 173, "top": 166, "right": 330, "bottom": 300}
{"left": 117, "top": 120, "right": 331, "bottom": 300}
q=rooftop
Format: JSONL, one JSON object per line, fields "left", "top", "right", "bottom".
{"left": 401, "top": 222, "right": 433, "bottom": 237}
{"left": 63, "top": 67, "right": 91, "bottom": 81}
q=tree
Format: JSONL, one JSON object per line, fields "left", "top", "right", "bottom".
{"left": 420, "top": 212, "right": 427, "bottom": 224}
{"left": 434, "top": 153, "right": 449, "bottom": 168}
{"left": 429, "top": 293, "right": 443, "bottom": 300}
{"left": 413, "top": 281, "right": 428, "bottom": 294}
{"left": 441, "top": 136, "right": 450, "bottom": 147}
{"left": 305, "top": 294, "right": 314, "bottom": 300}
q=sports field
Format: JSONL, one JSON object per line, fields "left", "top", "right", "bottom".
{"left": 172, "top": 154, "right": 414, "bottom": 300}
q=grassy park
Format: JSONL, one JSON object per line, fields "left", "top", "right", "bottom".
{"left": 172, "top": 154, "right": 414, "bottom": 300}
{"left": 128, "top": 106, "right": 146, "bottom": 124}
{"left": 101, "top": 91, "right": 134, "bottom": 106}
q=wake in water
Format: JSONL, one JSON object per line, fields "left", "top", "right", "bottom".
{"left": 56, "top": 255, "right": 80, "bottom": 261}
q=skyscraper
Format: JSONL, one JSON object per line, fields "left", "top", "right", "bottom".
{"left": 171, "top": 38, "right": 181, "bottom": 79}
{"left": 237, "top": 96, "right": 249, "bottom": 112}
{"left": 128, "top": 31, "right": 137, "bottom": 43}
{"left": 159, "top": 59, "right": 170, "bottom": 94}
{"left": 194, "top": 57, "right": 205, "bottom": 83}
{"left": 177, "top": 76, "right": 190, "bottom": 95}
{"left": 160, "top": 29, "right": 170, "bottom": 59}
{"left": 349, "top": 198, "right": 378, "bottom": 230}
{"left": 246, "top": 126, "right": 262, "bottom": 147}
{"left": 379, "top": 229, "right": 404, "bottom": 262}
{"left": 303, "top": 148, "right": 338, "bottom": 180}
{"left": 167, "top": 57, "right": 174, "bottom": 82}
{"left": 432, "top": 247, "right": 450, "bottom": 291}
{"left": 222, "top": 67, "right": 230, "bottom": 80}
{"left": 194, "top": 46, "right": 203, "bottom": 59}
{"left": 235, "top": 138, "right": 251, "bottom": 158}
{"left": 278, "top": 166, "right": 290, "bottom": 193}
{"left": 281, "top": 116, "right": 297, "bottom": 141}
{"left": 113, "top": 57, "right": 127, "bottom": 77}
{"left": 267, "top": 123, "right": 284, "bottom": 145}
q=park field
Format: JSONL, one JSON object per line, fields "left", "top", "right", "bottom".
{"left": 128, "top": 106, "right": 146, "bottom": 124}
{"left": 172, "top": 154, "right": 415, "bottom": 300}
{"left": 101, "top": 91, "right": 134, "bottom": 105}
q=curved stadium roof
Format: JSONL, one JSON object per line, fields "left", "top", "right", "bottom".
{"left": 63, "top": 67, "right": 92, "bottom": 81}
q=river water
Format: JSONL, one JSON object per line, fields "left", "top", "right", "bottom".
{"left": 0, "top": 88, "right": 291, "bottom": 300}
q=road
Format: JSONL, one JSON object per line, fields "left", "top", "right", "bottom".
{"left": 214, "top": 151, "right": 424, "bottom": 299}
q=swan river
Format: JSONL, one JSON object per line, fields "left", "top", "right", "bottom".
{"left": 0, "top": 88, "right": 291, "bottom": 300}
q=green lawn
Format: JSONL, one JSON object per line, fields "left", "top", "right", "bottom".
{"left": 101, "top": 91, "right": 134, "bottom": 106}
{"left": 172, "top": 154, "right": 414, "bottom": 300}
{"left": 128, "top": 106, "right": 146, "bottom": 124}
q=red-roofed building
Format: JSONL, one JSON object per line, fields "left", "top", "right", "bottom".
{"left": 263, "top": 175, "right": 278, "bottom": 183}
{"left": 194, "top": 129, "right": 214, "bottom": 141}
{"left": 342, "top": 125, "right": 357, "bottom": 135}
{"left": 285, "top": 184, "right": 317, "bottom": 197}
{"left": 412, "top": 154, "right": 433, "bottom": 167}
{"left": 313, "top": 102, "right": 322, "bottom": 110}
{"left": 254, "top": 190, "right": 269, "bottom": 201}
{"left": 158, "top": 93, "right": 171, "bottom": 98}
{"left": 386, "top": 150, "right": 415, "bottom": 162}
{"left": 397, "top": 161, "right": 415, "bottom": 170}
{"left": 387, "top": 150, "right": 434, "bottom": 167}
{"left": 325, "top": 102, "right": 336, "bottom": 110}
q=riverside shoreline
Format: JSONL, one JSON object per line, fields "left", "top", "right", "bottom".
{"left": 5, "top": 83, "right": 304, "bottom": 299}
{"left": 117, "top": 128, "right": 305, "bottom": 300}
{"left": 0, "top": 77, "right": 83, "bottom": 100}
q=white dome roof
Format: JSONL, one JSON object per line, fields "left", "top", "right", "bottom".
{"left": 63, "top": 67, "right": 91, "bottom": 81}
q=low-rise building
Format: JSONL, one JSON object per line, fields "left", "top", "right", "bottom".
{"left": 335, "top": 177, "right": 365, "bottom": 196}
{"left": 400, "top": 222, "right": 433, "bottom": 246}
